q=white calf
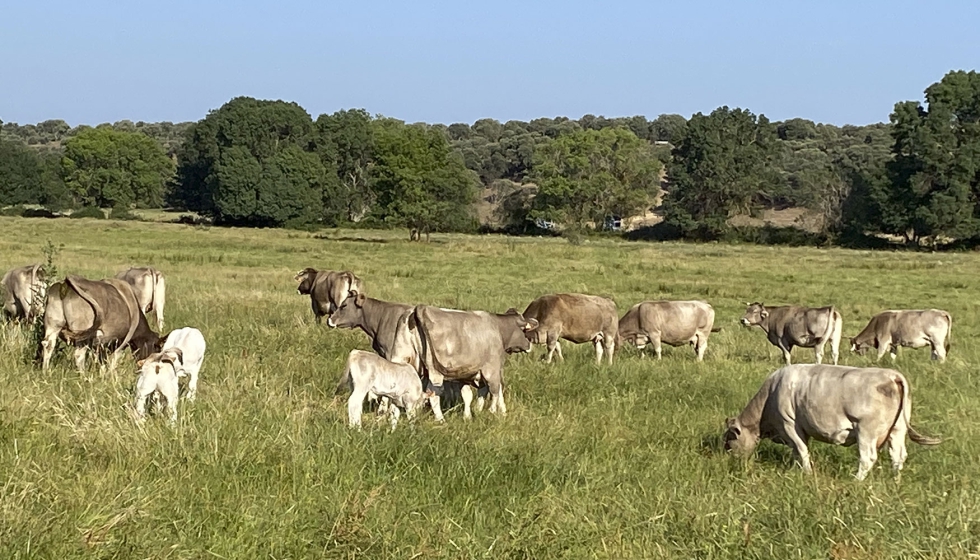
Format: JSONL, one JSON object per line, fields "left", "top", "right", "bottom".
{"left": 160, "top": 327, "right": 206, "bottom": 401}
{"left": 135, "top": 348, "right": 184, "bottom": 424}
{"left": 335, "top": 349, "right": 424, "bottom": 430}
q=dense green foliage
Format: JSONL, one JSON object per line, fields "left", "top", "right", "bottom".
{"left": 370, "top": 119, "right": 479, "bottom": 239}
{"left": 1, "top": 219, "right": 977, "bottom": 558}
{"left": 61, "top": 127, "right": 174, "bottom": 209}
{"left": 5, "top": 69, "right": 980, "bottom": 245}
{"left": 530, "top": 127, "right": 662, "bottom": 231}
{"left": 663, "top": 107, "right": 780, "bottom": 238}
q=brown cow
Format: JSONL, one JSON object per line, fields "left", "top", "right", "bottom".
{"left": 2, "top": 263, "right": 46, "bottom": 321}
{"left": 724, "top": 364, "right": 941, "bottom": 480}
{"left": 850, "top": 309, "right": 952, "bottom": 363}
{"left": 295, "top": 268, "right": 364, "bottom": 324}
{"left": 741, "top": 303, "right": 842, "bottom": 365}
{"left": 115, "top": 267, "right": 166, "bottom": 331}
{"left": 619, "top": 300, "right": 719, "bottom": 361}
{"left": 41, "top": 275, "right": 160, "bottom": 372}
{"left": 522, "top": 293, "right": 618, "bottom": 364}
{"left": 413, "top": 305, "right": 537, "bottom": 421}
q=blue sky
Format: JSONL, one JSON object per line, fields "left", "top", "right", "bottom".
{"left": 2, "top": 1, "right": 977, "bottom": 127}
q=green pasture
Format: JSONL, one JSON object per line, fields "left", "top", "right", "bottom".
{"left": 0, "top": 217, "right": 977, "bottom": 558}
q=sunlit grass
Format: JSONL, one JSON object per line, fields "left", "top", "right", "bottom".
{"left": 0, "top": 216, "right": 977, "bottom": 558}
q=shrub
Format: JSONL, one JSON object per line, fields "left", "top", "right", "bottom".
{"left": 69, "top": 206, "right": 106, "bottom": 219}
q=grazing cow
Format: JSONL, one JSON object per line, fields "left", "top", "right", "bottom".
{"left": 2, "top": 263, "right": 46, "bottom": 321}
{"left": 850, "top": 309, "right": 952, "bottom": 363}
{"left": 295, "top": 268, "right": 364, "bottom": 323}
{"left": 723, "top": 364, "right": 941, "bottom": 480}
{"left": 619, "top": 300, "right": 719, "bottom": 361}
{"left": 134, "top": 348, "right": 184, "bottom": 424}
{"left": 115, "top": 267, "right": 166, "bottom": 331}
{"left": 40, "top": 275, "right": 160, "bottom": 372}
{"left": 335, "top": 350, "right": 424, "bottom": 430}
{"left": 740, "top": 303, "right": 842, "bottom": 365}
{"left": 158, "top": 327, "right": 207, "bottom": 401}
{"left": 413, "top": 305, "right": 538, "bottom": 421}
{"left": 522, "top": 293, "right": 618, "bottom": 364}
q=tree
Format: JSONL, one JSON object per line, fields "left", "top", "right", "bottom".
{"left": 61, "top": 127, "right": 174, "bottom": 208}
{"left": 315, "top": 109, "right": 375, "bottom": 223}
{"left": 662, "top": 107, "right": 779, "bottom": 238}
{"left": 173, "top": 97, "right": 329, "bottom": 227}
{"left": 650, "top": 114, "right": 687, "bottom": 144}
{"left": 873, "top": 71, "right": 980, "bottom": 244}
{"left": 529, "top": 127, "right": 662, "bottom": 233}
{"left": 0, "top": 138, "right": 43, "bottom": 206}
{"left": 370, "top": 119, "right": 479, "bottom": 240}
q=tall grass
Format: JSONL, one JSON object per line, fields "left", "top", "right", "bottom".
{"left": 0, "top": 217, "right": 978, "bottom": 558}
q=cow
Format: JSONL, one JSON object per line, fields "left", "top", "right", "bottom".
{"left": 618, "top": 300, "right": 719, "bottom": 361}
{"left": 413, "top": 305, "right": 538, "bottom": 421}
{"left": 740, "top": 303, "right": 842, "bottom": 365}
{"left": 522, "top": 293, "right": 618, "bottom": 365}
{"left": 2, "top": 263, "right": 46, "bottom": 321}
{"left": 115, "top": 267, "right": 166, "bottom": 331}
{"left": 334, "top": 350, "right": 424, "bottom": 431}
{"left": 158, "top": 327, "right": 207, "bottom": 401}
{"left": 295, "top": 268, "right": 364, "bottom": 324}
{"left": 40, "top": 275, "right": 160, "bottom": 372}
{"left": 723, "top": 364, "right": 941, "bottom": 480}
{"left": 850, "top": 309, "right": 952, "bottom": 363}
{"left": 134, "top": 348, "right": 184, "bottom": 425}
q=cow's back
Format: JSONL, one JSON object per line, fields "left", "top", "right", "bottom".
{"left": 415, "top": 306, "right": 501, "bottom": 376}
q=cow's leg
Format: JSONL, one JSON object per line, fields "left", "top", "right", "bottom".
{"left": 651, "top": 334, "right": 663, "bottom": 360}
{"left": 41, "top": 329, "right": 60, "bottom": 371}
{"left": 604, "top": 336, "right": 615, "bottom": 365}
{"left": 779, "top": 344, "right": 793, "bottom": 365}
{"left": 475, "top": 383, "right": 488, "bottom": 413}
{"left": 814, "top": 338, "right": 827, "bottom": 364}
{"left": 186, "top": 367, "right": 199, "bottom": 401}
{"left": 73, "top": 346, "right": 89, "bottom": 372}
{"left": 160, "top": 378, "right": 180, "bottom": 426}
{"left": 460, "top": 385, "right": 474, "bottom": 420}
{"left": 886, "top": 420, "right": 909, "bottom": 476}
{"left": 694, "top": 334, "right": 708, "bottom": 362}
{"left": 487, "top": 373, "right": 506, "bottom": 416}
{"left": 428, "top": 394, "right": 445, "bottom": 422}
{"left": 134, "top": 377, "right": 153, "bottom": 423}
{"left": 347, "top": 389, "right": 368, "bottom": 428}
{"left": 388, "top": 404, "right": 401, "bottom": 432}
{"left": 593, "top": 337, "right": 604, "bottom": 365}
{"left": 931, "top": 339, "right": 947, "bottom": 363}
{"left": 106, "top": 349, "right": 124, "bottom": 374}
{"left": 782, "top": 423, "right": 812, "bottom": 474}
{"left": 545, "top": 331, "right": 561, "bottom": 363}
{"left": 855, "top": 429, "right": 879, "bottom": 481}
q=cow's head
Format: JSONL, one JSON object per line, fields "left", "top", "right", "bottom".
{"left": 849, "top": 337, "right": 871, "bottom": 355}
{"left": 131, "top": 330, "right": 163, "bottom": 362}
{"left": 294, "top": 268, "right": 318, "bottom": 295}
{"left": 722, "top": 417, "right": 758, "bottom": 455}
{"left": 328, "top": 272, "right": 363, "bottom": 314}
{"left": 740, "top": 302, "right": 767, "bottom": 327}
{"left": 497, "top": 308, "right": 539, "bottom": 354}
{"left": 328, "top": 292, "right": 366, "bottom": 329}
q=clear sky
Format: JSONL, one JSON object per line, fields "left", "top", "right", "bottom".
{"left": 2, "top": 1, "right": 978, "bottom": 127}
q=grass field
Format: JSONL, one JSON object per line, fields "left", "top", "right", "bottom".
{"left": 1, "top": 217, "right": 978, "bottom": 559}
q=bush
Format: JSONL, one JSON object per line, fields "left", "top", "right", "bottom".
{"left": 110, "top": 206, "right": 140, "bottom": 221}
{"left": 21, "top": 208, "right": 58, "bottom": 218}
{"left": 70, "top": 206, "right": 106, "bottom": 219}
{"left": 723, "top": 225, "right": 830, "bottom": 247}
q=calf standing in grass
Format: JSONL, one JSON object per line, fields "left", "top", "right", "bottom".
{"left": 159, "top": 327, "right": 206, "bottom": 401}
{"left": 723, "top": 364, "right": 941, "bottom": 480}
{"left": 135, "top": 348, "right": 185, "bottom": 424}
{"left": 335, "top": 349, "right": 424, "bottom": 430}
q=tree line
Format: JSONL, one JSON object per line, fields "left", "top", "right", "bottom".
{"left": 1, "top": 70, "right": 977, "bottom": 246}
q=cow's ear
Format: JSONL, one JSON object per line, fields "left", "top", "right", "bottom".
{"left": 136, "top": 359, "right": 146, "bottom": 368}
{"left": 170, "top": 348, "right": 184, "bottom": 365}
{"left": 523, "top": 318, "right": 539, "bottom": 331}
{"left": 760, "top": 310, "right": 769, "bottom": 319}
{"left": 355, "top": 292, "right": 366, "bottom": 307}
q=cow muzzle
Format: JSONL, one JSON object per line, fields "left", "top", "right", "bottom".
{"left": 740, "top": 318, "right": 751, "bottom": 327}
{"left": 326, "top": 317, "right": 337, "bottom": 328}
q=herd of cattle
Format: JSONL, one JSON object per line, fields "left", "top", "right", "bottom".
{"left": 1, "top": 262, "right": 950, "bottom": 479}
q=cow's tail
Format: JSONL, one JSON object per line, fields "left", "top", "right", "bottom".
{"left": 892, "top": 375, "right": 942, "bottom": 447}
{"left": 151, "top": 270, "right": 166, "bottom": 329}
{"left": 65, "top": 276, "right": 106, "bottom": 343}
{"left": 334, "top": 351, "right": 354, "bottom": 395}
{"left": 825, "top": 307, "right": 843, "bottom": 358}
